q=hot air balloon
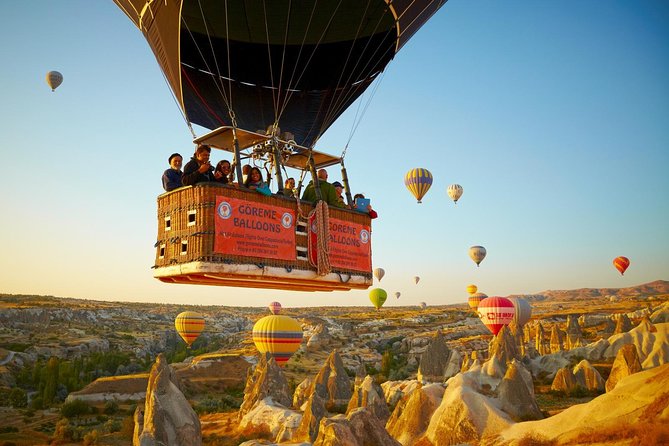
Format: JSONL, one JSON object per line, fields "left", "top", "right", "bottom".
{"left": 613, "top": 256, "right": 630, "bottom": 275}
{"left": 468, "top": 292, "right": 487, "bottom": 312}
{"left": 174, "top": 311, "right": 205, "bottom": 347}
{"left": 369, "top": 288, "right": 388, "bottom": 310}
{"left": 413, "top": 276, "right": 421, "bottom": 285}
{"left": 507, "top": 297, "right": 532, "bottom": 326}
{"left": 404, "top": 168, "right": 433, "bottom": 203}
{"left": 420, "top": 302, "right": 427, "bottom": 310}
{"left": 395, "top": 292, "right": 401, "bottom": 299}
{"left": 477, "top": 296, "right": 515, "bottom": 335}
{"left": 46, "top": 71, "right": 63, "bottom": 92}
{"left": 268, "top": 301, "right": 282, "bottom": 315}
{"left": 252, "top": 314, "right": 303, "bottom": 366}
{"left": 447, "top": 184, "right": 463, "bottom": 204}
{"left": 469, "top": 246, "right": 487, "bottom": 267}
{"left": 466, "top": 284, "right": 478, "bottom": 295}
{"left": 374, "top": 268, "right": 386, "bottom": 282}
{"left": 114, "top": 0, "right": 446, "bottom": 292}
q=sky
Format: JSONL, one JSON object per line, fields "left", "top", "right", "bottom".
{"left": 1, "top": 1, "right": 668, "bottom": 308}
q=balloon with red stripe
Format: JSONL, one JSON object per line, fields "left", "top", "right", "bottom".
{"left": 252, "top": 315, "right": 303, "bottom": 366}
{"left": 175, "top": 311, "right": 205, "bottom": 347}
{"left": 468, "top": 292, "right": 487, "bottom": 312}
{"left": 477, "top": 296, "right": 515, "bottom": 335}
{"left": 613, "top": 256, "right": 630, "bottom": 276}
{"left": 268, "top": 301, "right": 282, "bottom": 315}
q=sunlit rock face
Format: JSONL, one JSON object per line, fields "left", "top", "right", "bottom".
{"left": 346, "top": 375, "right": 390, "bottom": 424}
{"left": 307, "top": 324, "right": 332, "bottom": 351}
{"left": 497, "top": 360, "right": 543, "bottom": 421}
{"left": 551, "top": 366, "right": 579, "bottom": 393}
{"left": 133, "top": 353, "right": 201, "bottom": 446}
{"left": 573, "top": 359, "right": 605, "bottom": 392}
{"left": 293, "top": 376, "right": 314, "bottom": 409}
{"left": 238, "top": 353, "right": 292, "bottom": 422}
{"left": 385, "top": 383, "right": 444, "bottom": 446}
{"left": 651, "top": 302, "right": 669, "bottom": 323}
{"left": 535, "top": 322, "right": 549, "bottom": 356}
{"left": 549, "top": 324, "right": 565, "bottom": 353}
{"left": 606, "top": 344, "right": 642, "bottom": 392}
{"left": 293, "top": 392, "right": 327, "bottom": 443}
{"left": 314, "top": 407, "right": 401, "bottom": 446}
{"left": 237, "top": 397, "right": 301, "bottom": 441}
{"left": 310, "top": 350, "right": 353, "bottom": 412}
{"left": 565, "top": 314, "right": 585, "bottom": 350}
{"left": 605, "top": 321, "right": 669, "bottom": 369}
{"left": 417, "top": 330, "right": 462, "bottom": 383}
{"left": 614, "top": 313, "right": 633, "bottom": 334}
{"left": 481, "top": 325, "right": 520, "bottom": 379}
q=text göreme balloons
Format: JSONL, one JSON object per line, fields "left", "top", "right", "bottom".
{"left": 613, "top": 256, "right": 630, "bottom": 275}
{"left": 404, "top": 168, "right": 433, "bottom": 203}
{"left": 252, "top": 314, "right": 303, "bottom": 366}
{"left": 174, "top": 311, "right": 205, "bottom": 347}
{"left": 477, "top": 296, "right": 515, "bottom": 335}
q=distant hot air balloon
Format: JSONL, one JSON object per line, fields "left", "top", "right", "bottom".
{"left": 174, "top": 311, "right": 205, "bottom": 347}
{"left": 613, "top": 256, "right": 630, "bottom": 276}
{"left": 468, "top": 292, "right": 487, "bottom": 312}
{"left": 374, "top": 268, "right": 386, "bottom": 282}
{"left": 413, "top": 276, "right": 420, "bottom": 285}
{"left": 369, "top": 288, "right": 388, "bottom": 310}
{"left": 420, "top": 302, "right": 427, "bottom": 310}
{"left": 466, "top": 284, "right": 478, "bottom": 295}
{"left": 252, "top": 314, "right": 303, "bottom": 366}
{"left": 268, "top": 301, "right": 282, "bottom": 315}
{"left": 46, "top": 71, "right": 63, "bottom": 92}
{"left": 395, "top": 292, "right": 401, "bottom": 299}
{"left": 447, "top": 184, "right": 463, "bottom": 204}
{"left": 469, "top": 246, "right": 487, "bottom": 267}
{"left": 507, "top": 297, "right": 532, "bottom": 326}
{"left": 404, "top": 168, "right": 433, "bottom": 203}
{"left": 477, "top": 296, "right": 515, "bottom": 335}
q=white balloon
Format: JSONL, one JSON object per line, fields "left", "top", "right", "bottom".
{"left": 469, "top": 246, "right": 487, "bottom": 266}
{"left": 447, "top": 184, "right": 463, "bottom": 203}
{"left": 373, "top": 268, "right": 385, "bottom": 282}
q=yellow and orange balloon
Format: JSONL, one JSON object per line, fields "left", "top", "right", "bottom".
{"left": 613, "top": 256, "right": 630, "bottom": 275}
{"left": 404, "top": 168, "right": 433, "bottom": 203}
{"left": 252, "top": 315, "right": 303, "bottom": 366}
{"left": 175, "top": 311, "right": 205, "bottom": 347}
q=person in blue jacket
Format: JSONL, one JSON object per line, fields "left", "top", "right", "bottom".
{"left": 162, "top": 153, "right": 183, "bottom": 192}
{"left": 182, "top": 145, "right": 216, "bottom": 186}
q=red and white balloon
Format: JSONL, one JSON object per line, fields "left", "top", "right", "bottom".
{"left": 477, "top": 296, "right": 515, "bottom": 335}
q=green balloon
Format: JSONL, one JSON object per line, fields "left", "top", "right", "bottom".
{"left": 369, "top": 288, "right": 388, "bottom": 310}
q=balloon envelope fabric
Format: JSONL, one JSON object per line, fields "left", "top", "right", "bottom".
{"left": 252, "top": 315, "right": 303, "bottom": 365}
{"left": 175, "top": 311, "right": 205, "bottom": 347}
{"left": 477, "top": 296, "right": 514, "bottom": 335}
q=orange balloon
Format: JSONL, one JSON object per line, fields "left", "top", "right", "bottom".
{"left": 613, "top": 256, "right": 630, "bottom": 275}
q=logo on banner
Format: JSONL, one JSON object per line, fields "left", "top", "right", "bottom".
{"left": 360, "top": 229, "right": 370, "bottom": 244}
{"left": 217, "top": 202, "right": 232, "bottom": 219}
{"left": 311, "top": 222, "right": 317, "bottom": 233}
{"left": 281, "top": 212, "right": 294, "bottom": 229}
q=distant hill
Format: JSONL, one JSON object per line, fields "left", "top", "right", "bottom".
{"left": 508, "top": 280, "right": 669, "bottom": 302}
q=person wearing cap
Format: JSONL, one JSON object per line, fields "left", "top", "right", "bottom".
{"left": 301, "top": 169, "right": 344, "bottom": 208}
{"left": 332, "top": 181, "right": 347, "bottom": 207}
{"left": 162, "top": 153, "right": 183, "bottom": 192}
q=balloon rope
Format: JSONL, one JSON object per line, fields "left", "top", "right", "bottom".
{"left": 307, "top": 201, "right": 331, "bottom": 276}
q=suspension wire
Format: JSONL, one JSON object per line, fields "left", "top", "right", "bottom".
{"left": 196, "top": 0, "right": 229, "bottom": 110}
{"left": 224, "top": 0, "right": 234, "bottom": 114}
{"left": 344, "top": 68, "right": 387, "bottom": 151}
{"left": 261, "top": 0, "right": 280, "bottom": 127}
{"left": 273, "top": 0, "right": 292, "bottom": 131}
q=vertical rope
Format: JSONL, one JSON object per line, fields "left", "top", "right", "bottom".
{"left": 308, "top": 201, "right": 331, "bottom": 276}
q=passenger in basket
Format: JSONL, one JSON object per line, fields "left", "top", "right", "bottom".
{"left": 241, "top": 164, "right": 251, "bottom": 185}
{"left": 353, "top": 193, "right": 378, "bottom": 219}
{"left": 162, "top": 153, "right": 183, "bottom": 192}
{"left": 214, "top": 160, "right": 231, "bottom": 184}
{"left": 244, "top": 167, "right": 267, "bottom": 191}
{"left": 301, "top": 169, "right": 345, "bottom": 208}
{"left": 332, "top": 181, "right": 347, "bottom": 208}
{"left": 182, "top": 145, "right": 216, "bottom": 186}
{"left": 283, "top": 177, "right": 296, "bottom": 197}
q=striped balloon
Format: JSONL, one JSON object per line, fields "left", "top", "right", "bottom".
{"left": 508, "top": 297, "right": 532, "bottom": 326}
{"left": 252, "top": 315, "right": 303, "bottom": 366}
{"left": 477, "top": 296, "right": 515, "bottom": 335}
{"left": 175, "top": 311, "right": 205, "bottom": 347}
{"left": 268, "top": 301, "right": 282, "bottom": 315}
{"left": 468, "top": 292, "right": 487, "bottom": 312}
{"left": 404, "top": 168, "right": 433, "bottom": 203}
{"left": 613, "top": 256, "right": 630, "bottom": 275}
{"left": 447, "top": 184, "right": 463, "bottom": 204}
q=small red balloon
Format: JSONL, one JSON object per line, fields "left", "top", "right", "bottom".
{"left": 613, "top": 256, "right": 630, "bottom": 275}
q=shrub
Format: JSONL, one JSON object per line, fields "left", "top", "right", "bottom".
{"left": 61, "top": 399, "right": 91, "bottom": 418}
{"left": 82, "top": 429, "right": 99, "bottom": 446}
{"left": 103, "top": 400, "right": 119, "bottom": 415}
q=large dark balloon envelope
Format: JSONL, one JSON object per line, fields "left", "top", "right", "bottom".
{"left": 112, "top": 0, "right": 446, "bottom": 147}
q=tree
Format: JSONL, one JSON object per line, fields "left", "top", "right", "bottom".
{"left": 42, "top": 357, "right": 60, "bottom": 406}
{"left": 381, "top": 349, "right": 394, "bottom": 378}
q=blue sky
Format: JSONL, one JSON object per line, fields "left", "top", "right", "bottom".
{"left": 1, "top": 1, "right": 667, "bottom": 308}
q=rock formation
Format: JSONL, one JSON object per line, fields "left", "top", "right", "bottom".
{"left": 481, "top": 325, "right": 519, "bottom": 378}
{"left": 417, "top": 330, "right": 461, "bottom": 383}
{"left": 307, "top": 324, "right": 332, "bottom": 351}
{"left": 614, "top": 313, "right": 633, "bottom": 334}
{"left": 606, "top": 344, "right": 642, "bottom": 392}
{"left": 346, "top": 375, "right": 390, "bottom": 423}
{"left": 385, "top": 383, "right": 444, "bottom": 446}
{"left": 294, "top": 392, "right": 327, "bottom": 443}
{"left": 573, "top": 359, "right": 605, "bottom": 392}
{"left": 497, "top": 360, "right": 542, "bottom": 421}
{"left": 314, "top": 407, "right": 401, "bottom": 446}
{"left": 508, "top": 322, "right": 526, "bottom": 357}
{"left": 311, "top": 350, "right": 353, "bottom": 412}
{"left": 565, "top": 314, "right": 585, "bottom": 350}
{"left": 535, "top": 322, "right": 549, "bottom": 356}
{"left": 549, "top": 324, "right": 565, "bottom": 353}
{"left": 293, "top": 376, "right": 314, "bottom": 409}
{"left": 133, "top": 353, "right": 201, "bottom": 446}
{"left": 239, "top": 353, "right": 292, "bottom": 421}
{"left": 604, "top": 320, "right": 668, "bottom": 368}
{"left": 550, "top": 366, "right": 579, "bottom": 393}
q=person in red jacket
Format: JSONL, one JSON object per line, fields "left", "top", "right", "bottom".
{"left": 353, "top": 193, "right": 378, "bottom": 219}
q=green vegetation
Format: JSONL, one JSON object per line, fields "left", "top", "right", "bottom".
{"left": 193, "top": 385, "right": 245, "bottom": 414}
